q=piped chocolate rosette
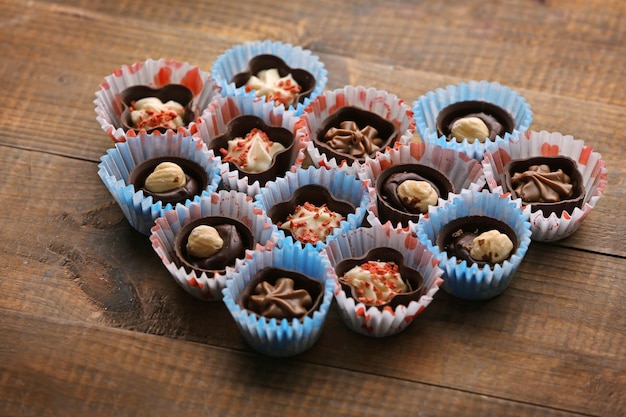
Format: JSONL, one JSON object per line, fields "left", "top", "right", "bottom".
{"left": 504, "top": 156, "right": 585, "bottom": 216}
{"left": 311, "top": 105, "right": 399, "bottom": 168}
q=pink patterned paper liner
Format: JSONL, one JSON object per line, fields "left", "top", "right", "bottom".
{"left": 323, "top": 225, "right": 443, "bottom": 337}
{"left": 303, "top": 86, "right": 416, "bottom": 175}
{"left": 149, "top": 191, "right": 281, "bottom": 301}
{"left": 190, "top": 95, "right": 310, "bottom": 196}
{"left": 95, "top": 58, "right": 221, "bottom": 143}
{"left": 359, "top": 141, "right": 486, "bottom": 229}
{"left": 482, "top": 131, "right": 608, "bottom": 241}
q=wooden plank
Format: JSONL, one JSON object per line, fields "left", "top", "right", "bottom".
{"left": 0, "top": 308, "right": 604, "bottom": 417}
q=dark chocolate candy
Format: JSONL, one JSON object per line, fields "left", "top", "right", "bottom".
{"left": 436, "top": 100, "right": 515, "bottom": 142}
{"left": 129, "top": 156, "right": 208, "bottom": 206}
{"left": 436, "top": 215, "right": 519, "bottom": 267}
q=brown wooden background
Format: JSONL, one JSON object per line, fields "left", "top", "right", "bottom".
{"left": 1, "top": 0, "right": 625, "bottom": 416}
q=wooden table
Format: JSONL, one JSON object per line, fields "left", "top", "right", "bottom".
{"left": 1, "top": 0, "right": 624, "bottom": 415}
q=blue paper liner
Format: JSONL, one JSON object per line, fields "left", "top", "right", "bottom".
{"left": 303, "top": 86, "right": 416, "bottom": 175}
{"left": 97, "top": 133, "right": 222, "bottom": 235}
{"left": 358, "top": 141, "right": 485, "bottom": 229}
{"left": 323, "top": 224, "right": 444, "bottom": 337}
{"left": 191, "top": 94, "right": 310, "bottom": 196}
{"left": 482, "top": 130, "right": 608, "bottom": 241}
{"left": 221, "top": 242, "right": 336, "bottom": 357}
{"left": 415, "top": 189, "right": 532, "bottom": 300}
{"left": 211, "top": 40, "right": 327, "bottom": 115}
{"left": 94, "top": 58, "right": 221, "bottom": 143}
{"left": 149, "top": 191, "right": 281, "bottom": 301}
{"left": 412, "top": 80, "right": 533, "bottom": 160}
{"left": 254, "top": 166, "right": 373, "bottom": 251}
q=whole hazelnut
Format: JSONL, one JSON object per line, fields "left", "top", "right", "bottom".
{"left": 450, "top": 117, "right": 490, "bottom": 144}
{"left": 186, "top": 225, "right": 224, "bottom": 258}
{"left": 470, "top": 229, "right": 514, "bottom": 264}
{"left": 397, "top": 180, "right": 438, "bottom": 213}
{"left": 144, "top": 162, "right": 187, "bottom": 193}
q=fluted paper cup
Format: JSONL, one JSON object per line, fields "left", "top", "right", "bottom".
{"left": 324, "top": 224, "right": 444, "bottom": 337}
{"left": 413, "top": 80, "right": 532, "bottom": 160}
{"left": 97, "top": 133, "right": 221, "bottom": 235}
{"left": 482, "top": 130, "right": 608, "bottom": 241}
{"left": 303, "top": 86, "right": 416, "bottom": 174}
{"left": 191, "top": 94, "right": 310, "bottom": 196}
{"left": 211, "top": 40, "right": 327, "bottom": 114}
{"left": 95, "top": 58, "right": 220, "bottom": 142}
{"left": 415, "top": 189, "right": 532, "bottom": 300}
{"left": 222, "top": 242, "right": 335, "bottom": 357}
{"left": 359, "top": 141, "right": 485, "bottom": 229}
{"left": 149, "top": 191, "right": 281, "bottom": 301}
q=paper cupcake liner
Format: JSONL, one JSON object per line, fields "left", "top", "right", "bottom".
{"left": 94, "top": 58, "right": 221, "bottom": 143}
{"left": 149, "top": 191, "right": 281, "bottom": 301}
{"left": 211, "top": 40, "right": 327, "bottom": 115}
{"left": 190, "top": 94, "right": 310, "bottom": 196}
{"left": 303, "top": 86, "right": 416, "bottom": 175}
{"left": 412, "top": 80, "right": 533, "bottom": 160}
{"left": 254, "top": 166, "right": 373, "bottom": 251}
{"left": 482, "top": 130, "right": 608, "bottom": 241}
{"left": 359, "top": 141, "right": 486, "bottom": 229}
{"left": 415, "top": 189, "right": 532, "bottom": 300}
{"left": 221, "top": 242, "right": 336, "bottom": 357}
{"left": 97, "top": 133, "right": 222, "bottom": 235}
{"left": 323, "top": 224, "right": 444, "bottom": 337}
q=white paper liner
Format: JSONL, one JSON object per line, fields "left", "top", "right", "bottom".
{"left": 323, "top": 224, "right": 443, "bottom": 337}
{"left": 358, "top": 141, "right": 486, "bottom": 229}
{"left": 412, "top": 80, "right": 533, "bottom": 160}
{"left": 191, "top": 94, "right": 310, "bottom": 196}
{"left": 149, "top": 191, "right": 281, "bottom": 301}
{"left": 254, "top": 166, "right": 374, "bottom": 251}
{"left": 482, "top": 131, "right": 608, "bottom": 241}
{"left": 97, "top": 133, "right": 222, "bottom": 235}
{"left": 211, "top": 40, "right": 327, "bottom": 115}
{"left": 415, "top": 189, "right": 532, "bottom": 300}
{"left": 221, "top": 242, "right": 336, "bottom": 357}
{"left": 94, "top": 58, "right": 221, "bottom": 143}
{"left": 303, "top": 86, "right": 417, "bottom": 175}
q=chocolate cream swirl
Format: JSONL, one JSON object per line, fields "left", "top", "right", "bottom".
{"left": 324, "top": 121, "right": 384, "bottom": 158}
{"left": 510, "top": 164, "right": 574, "bottom": 203}
{"left": 248, "top": 277, "right": 313, "bottom": 320}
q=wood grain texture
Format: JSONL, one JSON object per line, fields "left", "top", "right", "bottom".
{"left": 0, "top": 0, "right": 624, "bottom": 415}
{"left": 0, "top": 309, "right": 613, "bottom": 417}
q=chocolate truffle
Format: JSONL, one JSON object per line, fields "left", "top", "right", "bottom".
{"left": 436, "top": 100, "right": 515, "bottom": 143}
{"left": 208, "top": 115, "right": 295, "bottom": 186}
{"left": 436, "top": 215, "right": 519, "bottom": 267}
{"left": 268, "top": 184, "right": 356, "bottom": 245}
{"left": 239, "top": 267, "right": 324, "bottom": 320}
{"left": 376, "top": 163, "right": 454, "bottom": 227}
{"left": 335, "top": 247, "right": 424, "bottom": 309}
{"left": 120, "top": 84, "right": 195, "bottom": 133}
{"left": 174, "top": 216, "right": 254, "bottom": 276}
{"left": 504, "top": 156, "right": 585, "bottom": 216}
{"left": 231, "top": 54, "right": 316, "bottom": 107}
{"left": 313, "top": 106, "right": 399, "bottom": 164}
{"left": 128, "top": 156, "right": 208, "bottom": 206}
